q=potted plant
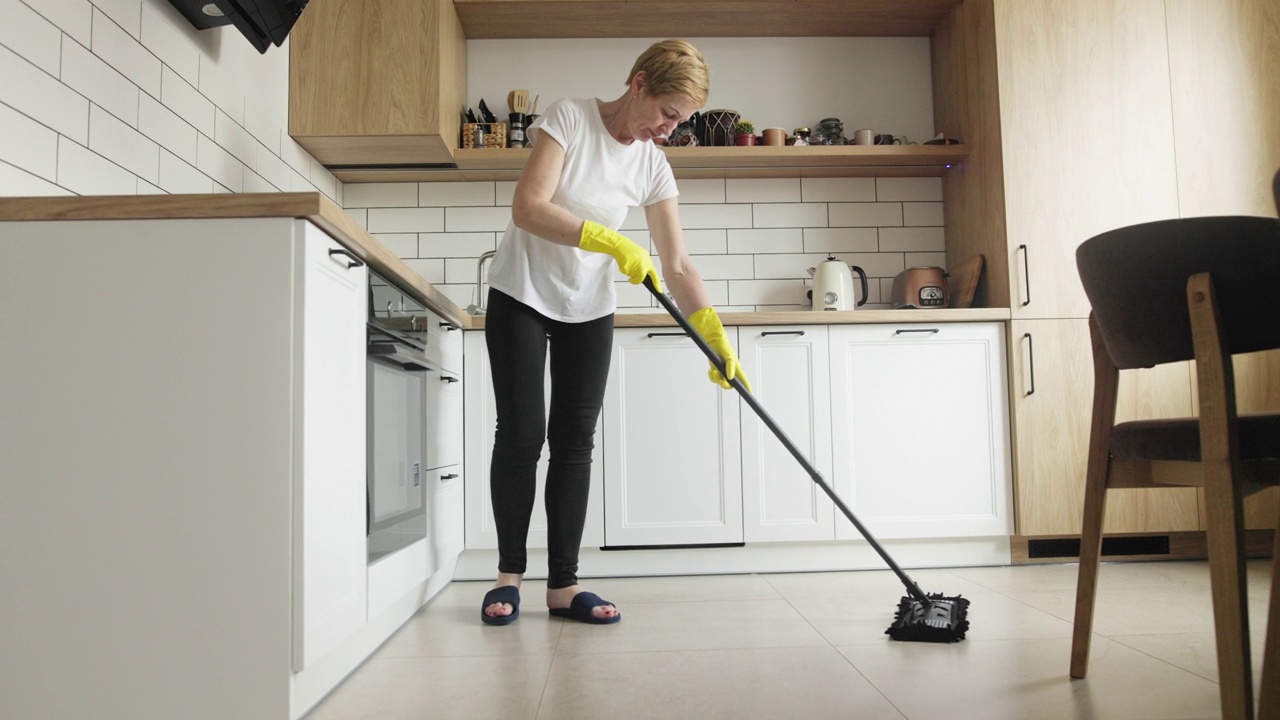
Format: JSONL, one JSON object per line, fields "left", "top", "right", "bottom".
{"left": 733, "top": 120, "right": 756, "bottom": 146}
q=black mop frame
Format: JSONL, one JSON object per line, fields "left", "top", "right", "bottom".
{"left": 643, "top": 277, "right": 968, "bottom": 642}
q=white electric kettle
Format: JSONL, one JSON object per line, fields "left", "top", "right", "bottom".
{"left": 808, "top": 255, "right": 869, "bottom": 311}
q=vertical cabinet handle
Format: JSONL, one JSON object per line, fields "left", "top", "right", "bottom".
{"left": 1018, "top": 244, "right": 1031, "bottom": 307}
{"left": 1023, "top": 332, "right": 1036, "bottom": 396}
{"left": 328, "top": 248, "right": 364, "bottom": 269}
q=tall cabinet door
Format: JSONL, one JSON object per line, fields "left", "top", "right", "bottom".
{"left": 738, "top": 326, "right": 835, "bottom": 542}
{"left": 829, "top": 323, "right": 1013, "bottom": 540}
{"left": 602, "top": 328, "right": 743, "bottom": 546}
{"left": 293, "top": 221, "right": 368, "bottom": 671}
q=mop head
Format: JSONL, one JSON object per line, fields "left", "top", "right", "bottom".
{"left": 886, "top": 593, "right": 970, "bottom": 643}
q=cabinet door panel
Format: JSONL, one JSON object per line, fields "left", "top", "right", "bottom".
{"left": 425, "top": 367, "right": 463, "bottom": 471}
{"left": 830, "top": 323, "right": 1012, "bottom": 539}
{"left": 739, "top": 326, "right": 834, "bottom": 542}
{"left": 603, "top": 329, "right": 743, "bottom": 546}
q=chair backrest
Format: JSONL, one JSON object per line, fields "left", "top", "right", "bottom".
{"left": 1274, "top": 167, "right": 1280, "bottom": 216}
{"left": 1075, "top": 215, "right": 1280, "bottom": 369}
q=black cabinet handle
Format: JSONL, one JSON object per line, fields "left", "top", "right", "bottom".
{"left": 441, "top": 375, "right": 459, "bottom": 383}
{"left": 761, "top": 330, "right": 806, "bottom": 337}
{"left": 328, "top": 248, "right": 364, "bottom": 269}
{"left": 646, "top": 331, "right": 689, "bottom": 338}
{"left": 894, "top": 328, "right": 939, "bottom": 335}
{"left": 440, "top": 322, "right": 458, "bottom": 331}
{"left": 440, "top": 473, "right": 458, "bottom": 481}
{"left": 1018, "top": 244, "right": 1031, "bottom": 307}
{"left": 1024, "top": 332, "right": 1036, "bottom": 396}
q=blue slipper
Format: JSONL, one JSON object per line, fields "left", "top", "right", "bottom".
{"left": 549, "top": 591, "right": 621, "bottom": 625}
{"left": 481, "top": 585, "right": 520, "bottom": 626}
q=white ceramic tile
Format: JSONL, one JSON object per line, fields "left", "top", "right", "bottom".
{"left": 242, "top": 104, "right": 279, "bottom": 156}
{"left": 1, "top": 0, "right": 63, "bottom": 75}
{"left": 752, "top": 202, "right": 828, "bottom": 228}
{"left": 157, "top": 148, "right": 211, "bottom": 194}
{"left": 367, "top": 207, "right": 444, "bottom": 234}
{"left": 680, "top": 228, "right": 726, "bottom": 255}
{"left": 0, "top": 158, "right": 69, "bottom": 195}
{"left": 402, "top": 258, "right": 445, "bottom": 284}
{"left": 310, "top": 158, "right": 337, "bottom": 200}
{"left": 435, "top": 283, "right": 474, "bottom": 309}
{"left": 445, "top": 206, "right": 511, "bottom": 232}
{"left": 88, "top": 103, "right": 157, "bottom": 182}
{"left": 90, "top": 6, "right": 158, "bottom": 97}
{"left": 725, "top": 177, "right": 801, "bottom": 204}
{"left": 615, "top": 280, "right": 653, "bottom": 308}
{"left": 197, "top": 56, "right": 242, "bottom": 123}
{"left": 0, "top": 45, "right": 87, "bottom": 143}
{"left": 841, "top": 252, "right": 908, "bottom": 278}
{"left": 0, "top": 101, "right": 58, "bottom": 181}
{"left": 673, "top": 178, "right": 725, "bottom": 204}
{"left": 137, "top": 92, "right": 194, "bottom": 164}
{"left": 678, "top": 203, "right": 752, "bottom": 229}
{"left": 213, "top": 109, "right": 255, "bottom": 167}
{"left": 159, "top": 65, "right": 211, "bottom": 137}
{"left": 876, "top": 176, "right": 943, "bottom": 201}
{"left": 60, "top": 38, "right": 135, "bottom": 127}
{"left": 495, "top": 180, "right": 516, "bottom": 206}
{"left": 728, "top": 278, "right": 809, "bottom": 307}
{"left": 195, "top": 132, "right": 241, "bottom": 192}
{"left": 801, "top": 177, "right": 876, "bottom": 202}
{"left": 685, "top": 253, "right": 754, "bottom": 281}
{"left": 753, "top": 253, "right": 817, "bottom": 280}
{"left": 727, "top": 227, "right": 802, "bottom": 254}
{"left": 371, "top": 233, "right": 418, "bottom": 259}
{"left": 245, "top": 146, "right": 286, "bottom": 193}
{"left": 135, "top": 176, "right": 161, "bottom": 193}
{"left": 138, "top": 0, "right": 197, "bottom": 84}
{"left": 420, "top": 181, "right": 494, "bottom": 207}
{"left": 241, "top": 166, "right": 274, "bottom": 193}
{"left": 279, "top": 135, "right": 312, "bottom": 177}
{"left": 418, "top": 232, "right": 497, "bottom": 258}
{"left": 803, "top": 227, "right": 879, "bottom": 254}
{"left": 24, "top": 0, "right": 91, "bottom": 46}
{"left": 288, "top": 168, "right": 313, "bottom": 194}
{"left": 344, "top": 182, "right": 418, "bottom": 208}
{"left": 828, "top": 202, "right": 903, "bottom": 227}
{"left": 447, "top": 257, "right": 492, "bottom": 284}
{"left": 56, "top": 136, "right": 135, "bottom": 194}
{"left": 905, "top": 251, "right": 947, "bottom": 268}
{"left": 879, "top": 226, "right": 945, "bottom": 252}
{"left": 343, "top": 207, "right": 367, "bottom": 229}
{"left": 903, "top": 201, "right": 944, "bottom": 227}
{"left": 90, "top": 0, "right": 140, "bottom": 38}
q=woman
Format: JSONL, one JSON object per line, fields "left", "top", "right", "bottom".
{"left": 480, "top": 39, "right": 748, "bottom": 626}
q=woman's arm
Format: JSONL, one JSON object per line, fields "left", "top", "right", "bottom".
{"left": 646, "top": 197, "right": 711, "bottom": 315}
{"left": 509, "top": 134, "right": 583, "bottom": 247}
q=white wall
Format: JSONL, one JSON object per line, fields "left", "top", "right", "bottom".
{"left": 0, "top": 0, "right": 338, "bottom": 200}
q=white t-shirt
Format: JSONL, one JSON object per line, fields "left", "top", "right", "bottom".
{"left": 486, "top": 97, "right": 679, "bottom": 323}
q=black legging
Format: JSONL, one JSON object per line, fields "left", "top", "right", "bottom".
{"left": 484, "top": 288, "right": 614, "bottom": 589}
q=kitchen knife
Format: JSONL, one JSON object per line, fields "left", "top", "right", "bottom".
{"left": 478, "top": 99, "right": 497, "bottom": 124}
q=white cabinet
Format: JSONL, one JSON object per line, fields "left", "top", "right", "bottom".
{"left": 293, "top": 223, "right": 369, "bottom": 671}
{"left": 828, "top": 323, "right": 1013, "bottom": 540}
{"left": 425, "top": 365, "right": 463, "bottom": 471}
{"left": 738, "top": 326, "right": 835, "bottom": 542}
{"left": 462, "top": 331, "right": 605, "bottom": 550}
{"left": 601, "top": 328, "right": 743, "bottom": 546}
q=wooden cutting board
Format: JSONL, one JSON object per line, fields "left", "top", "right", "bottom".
{"left": 947, "top": 254, "right": 985, "bottom": 309}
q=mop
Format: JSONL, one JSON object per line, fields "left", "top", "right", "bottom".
{"left": 644, "top": 278, "right": 970, "bottom": 642}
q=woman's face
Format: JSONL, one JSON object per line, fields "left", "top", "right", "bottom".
{"left": 630, "top": 88, "right": 699, "bottom": 143}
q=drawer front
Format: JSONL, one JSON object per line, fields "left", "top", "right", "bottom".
{"left": 425, "top": 367, "right": 463, "bottom": 471}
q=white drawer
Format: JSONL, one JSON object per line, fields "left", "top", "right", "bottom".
{"left": 425, "top": 367, "right": 463, "bottom": 471}
{"left": 432, "top": 470, "right": 464, "bottom": 560}
{"left": 427, "top": 310, "right": 463, "bottom": 372}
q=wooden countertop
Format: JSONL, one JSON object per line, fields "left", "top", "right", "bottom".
{"left": 463, "top": 307, "right": 1010, "bottom": 330}
{"left": 0, "top": 192, "right": 473, "bottom": 328}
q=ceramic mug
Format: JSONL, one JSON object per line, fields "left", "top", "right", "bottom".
{"left": 852, "top": 128, "right": 876, "bottom": 145}
{"left": 762, "top": 128, "right": 786, "bottom": 146}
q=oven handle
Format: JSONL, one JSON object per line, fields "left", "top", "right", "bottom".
{"left": 368, "top": 343, "right": 432, "bottom": 371}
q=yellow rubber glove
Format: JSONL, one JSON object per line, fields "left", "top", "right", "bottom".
{"left": 579, "top": 220, "right": 662, "bottom": 293}
{"left": 688, "top": 307, "right": 752, "bottom": 392}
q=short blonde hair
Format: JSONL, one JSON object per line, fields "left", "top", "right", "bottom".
{"left": 626, "top": 39, "right": 710, "bottom": 107}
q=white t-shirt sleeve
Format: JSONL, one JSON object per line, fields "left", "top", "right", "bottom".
{"left": 531, "top": 99, "right": 576, "bottom": 153}
{"left": 643, "top": 151, "right": 678, "bottom": 207}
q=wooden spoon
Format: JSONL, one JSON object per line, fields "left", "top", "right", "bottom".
{"left": 507, "top": 89, "right": 530, "bottom": 115}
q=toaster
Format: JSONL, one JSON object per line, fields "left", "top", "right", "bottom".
{"left": 891, "top": 266, "right": 950, "bottom": 308}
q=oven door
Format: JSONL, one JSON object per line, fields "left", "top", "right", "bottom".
{"left": 367, "top": 330, "right": 431, "bottom": 563}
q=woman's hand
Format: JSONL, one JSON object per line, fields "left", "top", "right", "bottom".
{"left": 688, "top": 307, "right": 751, "bottom": 392}
{"left": 579, "top": 220, "right": 662, "bottom": 292}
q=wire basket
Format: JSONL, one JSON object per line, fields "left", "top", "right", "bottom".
{"left": 461, "top": 123, "right": 507, "bottom": 149}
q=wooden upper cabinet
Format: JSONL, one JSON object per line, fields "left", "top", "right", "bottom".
{"left": 289, "top": 0, "right": 467, "bottom": 167}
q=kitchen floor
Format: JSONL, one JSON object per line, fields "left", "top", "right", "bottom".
{"left": 304, "top": 559, "right": 1276, "bottom": 720}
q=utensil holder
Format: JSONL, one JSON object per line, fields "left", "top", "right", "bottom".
{"left": 461, "top": 122, "right": 507, "bottom": 149}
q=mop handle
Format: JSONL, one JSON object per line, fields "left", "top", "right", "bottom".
{"left": 643, "top": 277, "right": 931, "bottom": 606}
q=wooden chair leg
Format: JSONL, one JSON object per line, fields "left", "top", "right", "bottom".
{"left": 1202, "top": 461, "right": 1253, "bottom": 720}
{"left": 1258, "top": 525, "right": 1280, "bottom": 720}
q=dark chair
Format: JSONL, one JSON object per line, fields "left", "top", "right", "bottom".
{"left": 1071, "top": 214, "right": 1280, "bottom": 720}
{"left": 1263, "top": 169, "right": 1280, "bottom": 720}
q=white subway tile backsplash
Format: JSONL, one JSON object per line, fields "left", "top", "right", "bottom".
{"left": 136, "top": 176, "right": 161, "bottom": 193}
{"left": 139, "top": 0, "right": 197, "bottom": 84}
{"left": 195, "top": 132, "right": 241, "bottom": 192}
{"left": 56, "top": 135, "right": 135, "bottom": 194}
{"left": 495, "top": 181, "right": 516, "bottom": 206}
{"left": 903, "top": 201, "right": 944, "bottom": 227}
{"left": 445, "top": 206, "right": 511, "bottom": 232}
{"left": 138, "top": 92, "right": 194, "bottom": 164}
{"left": 91, "top": 7, "right": 159, "bottom": 97}
{"left": 803, "top": 227, "right": 878, "bottom": 254}
{"left": 253, "top": 147, "right": 290, "bottom": 192}
{"left": 615, "top": 280, "right": 653, "bottom": 308}
{"left": 344, "top": 182, "right": 418, "bottom": 208}
{"left": 402, "top": 258, "right": 445, "bottom": 284}
{"left": 752, "top": 202, "right": 828, "bottom": 228}
{"left": 197, "top": 56, "right": 242, "bottom": 123}
{"left": 0, "top": 101, "right": 58, "bottom": 180}
{"left": 92, "top": 0, "right": 141, "bottom": 38}
{"left": 242, "top": 104, "right": 280, "bottom": 156}
{"left": 686, "top": 253, "right": 754, "bottom": 281}
{"left": 288, "top": 167, "right": 313, "bottom": 194}
{"left": 905, "top": 251, "right": 948, "bottom": 268}
{"left": 879, "top": 226, "right": 945, "bottom": 252}
{"left": 310, "top": 158, "right": 337, "bottom": 200}
{"left": 445, "top": 257, "right": 487, "bottom": 284}
{"left": 419, "top": 181, "right": 494, "bottom": 207}
{"left": 371, "top": 233, "right": 418, "bottom": 259}
{"left": 368, "top": 207, "right": 444, "bottom": 234}
{"left": 842, "top": 252, "right": 907, "bottom": 278}
{"left": 829, "top": 202, "right": 902, "bottom": 227}
{"left": 728, "top": 278, "right": 807, "bottom": 307}
{"left": 419, "top": 232, "right": 497, "bottom": 258}
{"left": 876, "top": 176, "right": 942, "bottom": 201}
{"left": 343, "top": 206, "right": 367, "bottom": 229}
{"left": 160, "top": 65, "right": 211, "bottom": 136}
{"left": 726, "top": 178, "right": 800, "bottom": 204}
{"left": 727, "top": 228, "right": 802, "bottom": 254}
{"left": 0, "top": 158, "right": 70, "bottom": 195}
{"left": 24, "top": 0, "right": 92, "bottom": 46}
{"left": 2, "top": 0, "right": 63, "bottom": 75}
{"left": 242, "top": 166, "right": 275, "bottom": 193}
{"left": 699, "top": 279, "right": 729, "bottom": 307}
{"left": 2, "top": 44, "right": 88, "bottom": 143}
{"left": 674, "top": 178, "right": 725, "bottom": 204}
{"left": 157, "top": 148, "right": 211, "bottom": 194}
{"left": 680, "top": 203, "right": 752, "bottom": 229}
{"left": 89, "top": 104, "right": 157, "bottom": 182}
{"left": 800, "top": 177, "right": 875, "bottom": 202}
{"left": 681, "top": 229, "right": 727, "bottom": 255}
{"left": 213, "top": 109, "right": 255, "bottom": 166}
{"left": 61, "top": 38, "right": 136, "bottom": 126}
{"left": 753, "top": 253, "right": 816, "bottom": 280}
{"left": 280, "top": 135, "right": 312, "bottom": 178}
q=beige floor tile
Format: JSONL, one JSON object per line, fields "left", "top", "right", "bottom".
{"left": 761, "top": 567, "right": 984, "bottom": 600}
{"left": 553, "top": 598, "right": 828, "bottom": 654}
{"left": 374, "top": 602, "right": 562, "bottom": 659}
{"left": 556, "top": 572, "right": 784, "bottom": 604}
{"left": 838, "top": 636, "right": 1223, "bottom": 720}
{"left": 304, "top": 655, "right": 553, "bottom": 720}
{"left": 536, "top": 646, "right": 907, "bottom": 720}
{"left": 1110, "top": 629, "right": 1268, "bottom": 685}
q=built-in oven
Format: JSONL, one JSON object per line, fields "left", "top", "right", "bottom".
{"left": 366, "top": 319, "right": 431, "bottom": 563}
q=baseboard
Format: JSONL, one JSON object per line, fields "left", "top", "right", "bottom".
{"left": 1011, "top": 530, "right": 1277, "bottom": 565}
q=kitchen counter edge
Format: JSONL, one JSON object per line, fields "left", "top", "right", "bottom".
{"left": 465, "top": 307, "right": 1011, "bottom": 330}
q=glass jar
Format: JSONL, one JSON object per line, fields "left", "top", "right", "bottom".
{"left": 793, "top": 127, "right": 811, "bottom": 146}
{"left": 816, "top": 118, "right": 845, "bottom": 145}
